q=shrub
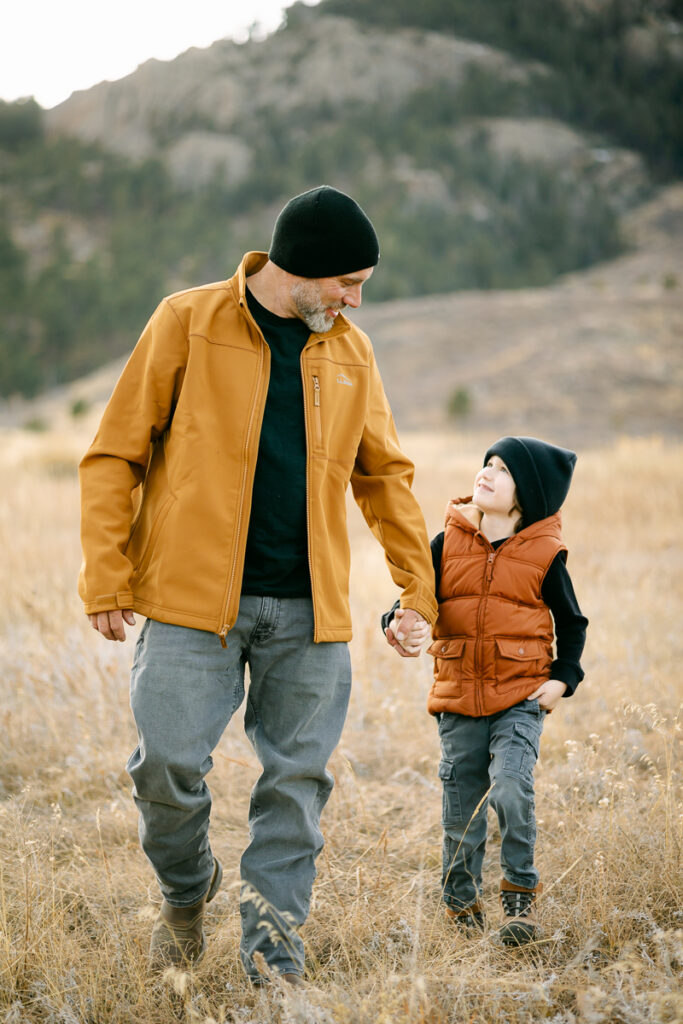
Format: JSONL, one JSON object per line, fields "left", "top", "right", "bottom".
{"left": 447, "top": 387, "right": 472, "bottom": 419}
{"left": 70, "top": 397, "right": 91, "bottom": 418}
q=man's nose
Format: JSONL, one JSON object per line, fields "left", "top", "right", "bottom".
{"left": 343, "top": 284, "right": 363, "bottom": 308}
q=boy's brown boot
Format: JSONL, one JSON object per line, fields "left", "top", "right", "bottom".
{"left": 498, "top": 879, "right": 542, "bottom": 946}
{"left": 149, "top": 858, "right": 223, "bottom": 968}
{"left": 445, "top": 901, "right": 485, "bottom": 934}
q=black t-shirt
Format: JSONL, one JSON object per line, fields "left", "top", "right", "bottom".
{"left": 241, "top": 288, "right": 312, "bottom": 597}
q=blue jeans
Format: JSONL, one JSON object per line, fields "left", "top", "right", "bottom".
{"left": 437, "top": 699, "right": 545, "bottom": 909}
{"left": 126, "top": 596, "right": 352, "bottom": 978}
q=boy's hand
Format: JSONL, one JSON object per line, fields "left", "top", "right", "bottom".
{"left": 528, "top": 679, "right": 567, "bottom": 711}
{"left": 385, "top": 608, "right": 430, "bottom": 658}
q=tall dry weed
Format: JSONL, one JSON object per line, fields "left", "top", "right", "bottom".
{"left": 0, "top": 431, "right": 681, "bottom": 1023}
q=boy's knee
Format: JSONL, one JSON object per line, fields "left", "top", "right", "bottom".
{"left": 489, "top": 768, "right": 535, "bottom": 825}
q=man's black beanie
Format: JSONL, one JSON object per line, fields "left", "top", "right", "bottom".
{"left": 269, "top": 185, "right": 380, "bottom": 278}
{"left": 484, "top": 436, "right": 577, "bottom": 526}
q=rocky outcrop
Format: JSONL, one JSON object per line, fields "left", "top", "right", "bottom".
{"left": 44, "top": 15, "right": 527, "bottom": 186}
{"left": 166, "top": 132, "right": 252, "bottom": 189}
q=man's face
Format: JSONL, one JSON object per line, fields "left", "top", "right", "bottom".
{"left": 291, "top": 267, "right": 374, "bottom": 333}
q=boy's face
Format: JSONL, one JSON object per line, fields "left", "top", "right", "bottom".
{"left": 473, "top": 455, "right": 518, "bottom": 516}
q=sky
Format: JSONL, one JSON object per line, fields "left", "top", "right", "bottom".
{"left": 2, "top": 0, "right": 317, "bottom": 109}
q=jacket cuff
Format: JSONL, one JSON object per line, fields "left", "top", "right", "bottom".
{"left": 399, "top": 584, "right": 438, "bottom": 626}
{"left": 83, "top": 591, "right": 135, "bottom": 614}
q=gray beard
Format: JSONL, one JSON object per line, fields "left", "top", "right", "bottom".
{"left": 291, "top": 281, "right": 343, "bottom": 334}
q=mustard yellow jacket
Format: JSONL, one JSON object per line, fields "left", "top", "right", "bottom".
{"left": 78, "top": 252, "right": 437, "bottom": 642}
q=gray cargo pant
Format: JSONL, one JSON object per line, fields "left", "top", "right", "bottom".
{"left": 438, "top": 698, "right": 546, "bottom": 909}
{"left": 126, "top": 596, "right": 352, "bottom": 979}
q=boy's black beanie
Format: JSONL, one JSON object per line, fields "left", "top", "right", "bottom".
{"left": 484, "top": 436, "right": 577, "bottom": 526}
{"left": 269, "top": 185, "right": 380, "bottom": 278}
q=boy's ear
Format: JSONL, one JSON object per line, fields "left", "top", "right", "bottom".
{"left": 509, "top": 496, "right": 524, "bottom": 531}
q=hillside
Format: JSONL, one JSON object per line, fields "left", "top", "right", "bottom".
{"left": 43, "top": 15, "right": 525, "bottom": 167}
{"left": 354, "top": 184, "right": 683, "bottom": 444}
{"left": 3, "top": 0, "right": 678, "bottom": 398}
{"left": 3, "top": 183, "right": 680, "bottom": 451}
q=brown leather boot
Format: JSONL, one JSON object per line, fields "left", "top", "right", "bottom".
{"left": 445, "top": 900, "right": 485, "bottom": 933}
{"left": 280, "top": 973, "right": 305, "bottom": 987}
{"left": 499, "top": 878, "right": 542, "bottom": 946}
{"left": 149, "top": 858, "right": 222, "bottom": 968}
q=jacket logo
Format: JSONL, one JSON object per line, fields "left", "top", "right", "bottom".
{"left": 336, "top": 373, "right": 353, "bottom": 386}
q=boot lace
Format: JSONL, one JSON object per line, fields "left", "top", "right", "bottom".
{"left": 501, "top": 889, "right": 534, "bottom": 918}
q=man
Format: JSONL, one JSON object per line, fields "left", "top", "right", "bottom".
{"left": 79, "top": 185, "right": 437, "bottom": 983}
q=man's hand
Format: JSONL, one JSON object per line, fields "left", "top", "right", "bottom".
{"left": 385, "top": 607, "right": 430, "bottom": 658}
{"left": 88, "top": 609, "right": 136, "bottom": 642}
{"left": 528, "top": 679, "right": 567, "bottom": 711}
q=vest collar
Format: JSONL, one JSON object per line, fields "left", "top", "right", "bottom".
{"left": 445, "top": 498, "right": 481, "bottom": 532}
{"left": 446, "top": 497, "right": 563, "bottom": 543}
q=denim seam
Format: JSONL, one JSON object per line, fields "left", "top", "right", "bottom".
{"left": 229, "top": 655, "right": 247, "bottom": 716}
{"left": 249, "top": 597, "right": 282, "bottom": 646}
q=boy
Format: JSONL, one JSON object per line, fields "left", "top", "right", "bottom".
{"left": 383, "top": 437, "right": 588, "bottom": 944}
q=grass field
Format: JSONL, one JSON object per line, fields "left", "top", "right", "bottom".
{"left": 0, "top": 430, "right": 681, "bottom": 1023}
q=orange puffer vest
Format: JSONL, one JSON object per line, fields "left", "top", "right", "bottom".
{"left": 427, "top": 499, "right": 566, "bottom": 717}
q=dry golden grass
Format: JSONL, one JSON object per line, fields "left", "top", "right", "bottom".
{"left": 1, "top": 430, "right": 681, "bottom": 1023}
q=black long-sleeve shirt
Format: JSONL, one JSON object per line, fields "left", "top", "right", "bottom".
{"left": 382, "top": 531, "right": 588, "bottom": 695}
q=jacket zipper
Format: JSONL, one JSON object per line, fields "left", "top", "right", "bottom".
{"left": 218, "top": 336, "right": 267, "bottom": 647}
{"left": 302, "top": 362, "right": 319, "bottom": 641}
{"left": 312, "top": 375, "right": 322, "bottom": 445}
{"left": 474, "top": 547, "right": 495, "bottom": 715}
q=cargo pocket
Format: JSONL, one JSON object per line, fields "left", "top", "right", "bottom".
{"left": 503, "top": 721, "right": 541, "bottom": 780}
{"left": 428, "top": 637, "right": 466, "bottom": 698}
{"left": 438, "top": 758, "right": 463, "bottom": 824}
{"left": 494, "top": 637, "right": 548, "bottom": 691}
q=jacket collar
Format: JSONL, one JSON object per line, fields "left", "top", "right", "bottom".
{"left": 233, "top": 251, "right": 353, "bottom": 343}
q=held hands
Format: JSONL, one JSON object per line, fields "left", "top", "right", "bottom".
{"left": 88, "top": 609, "right": 135, "bottom": 642}
{"left": 385, "top": 607, "right": 430, "bottom": 658}
{"left": 528, "top": 678, "right": 567, "bottom": 711}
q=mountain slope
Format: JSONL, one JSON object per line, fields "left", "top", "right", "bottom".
{"left": 354, "top": 185, "right": 683, "bottom": 443}
{"left": 44, "top": 15, "right": 524, "bottom": 167}
{"left": 0, "top": 1, "right": 677, "bottom": 398}
{"left": 4, "top": 185, "right": 680, "bottom": 447}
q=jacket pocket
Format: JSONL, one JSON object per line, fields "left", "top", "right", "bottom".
{"left": 305, "top": 359, "right": 367, "bottom": 462}
{"left": 494, "top": 637, "right": 549, "bottom": 690}
{"left": 311, "top": 374, "right": 322, "bottom": 447}
{"left": 428, "top": 637, "right": 466, "bottom": 697}
{"left": 131, "top": 492, "right": 176, "bottom": 582}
